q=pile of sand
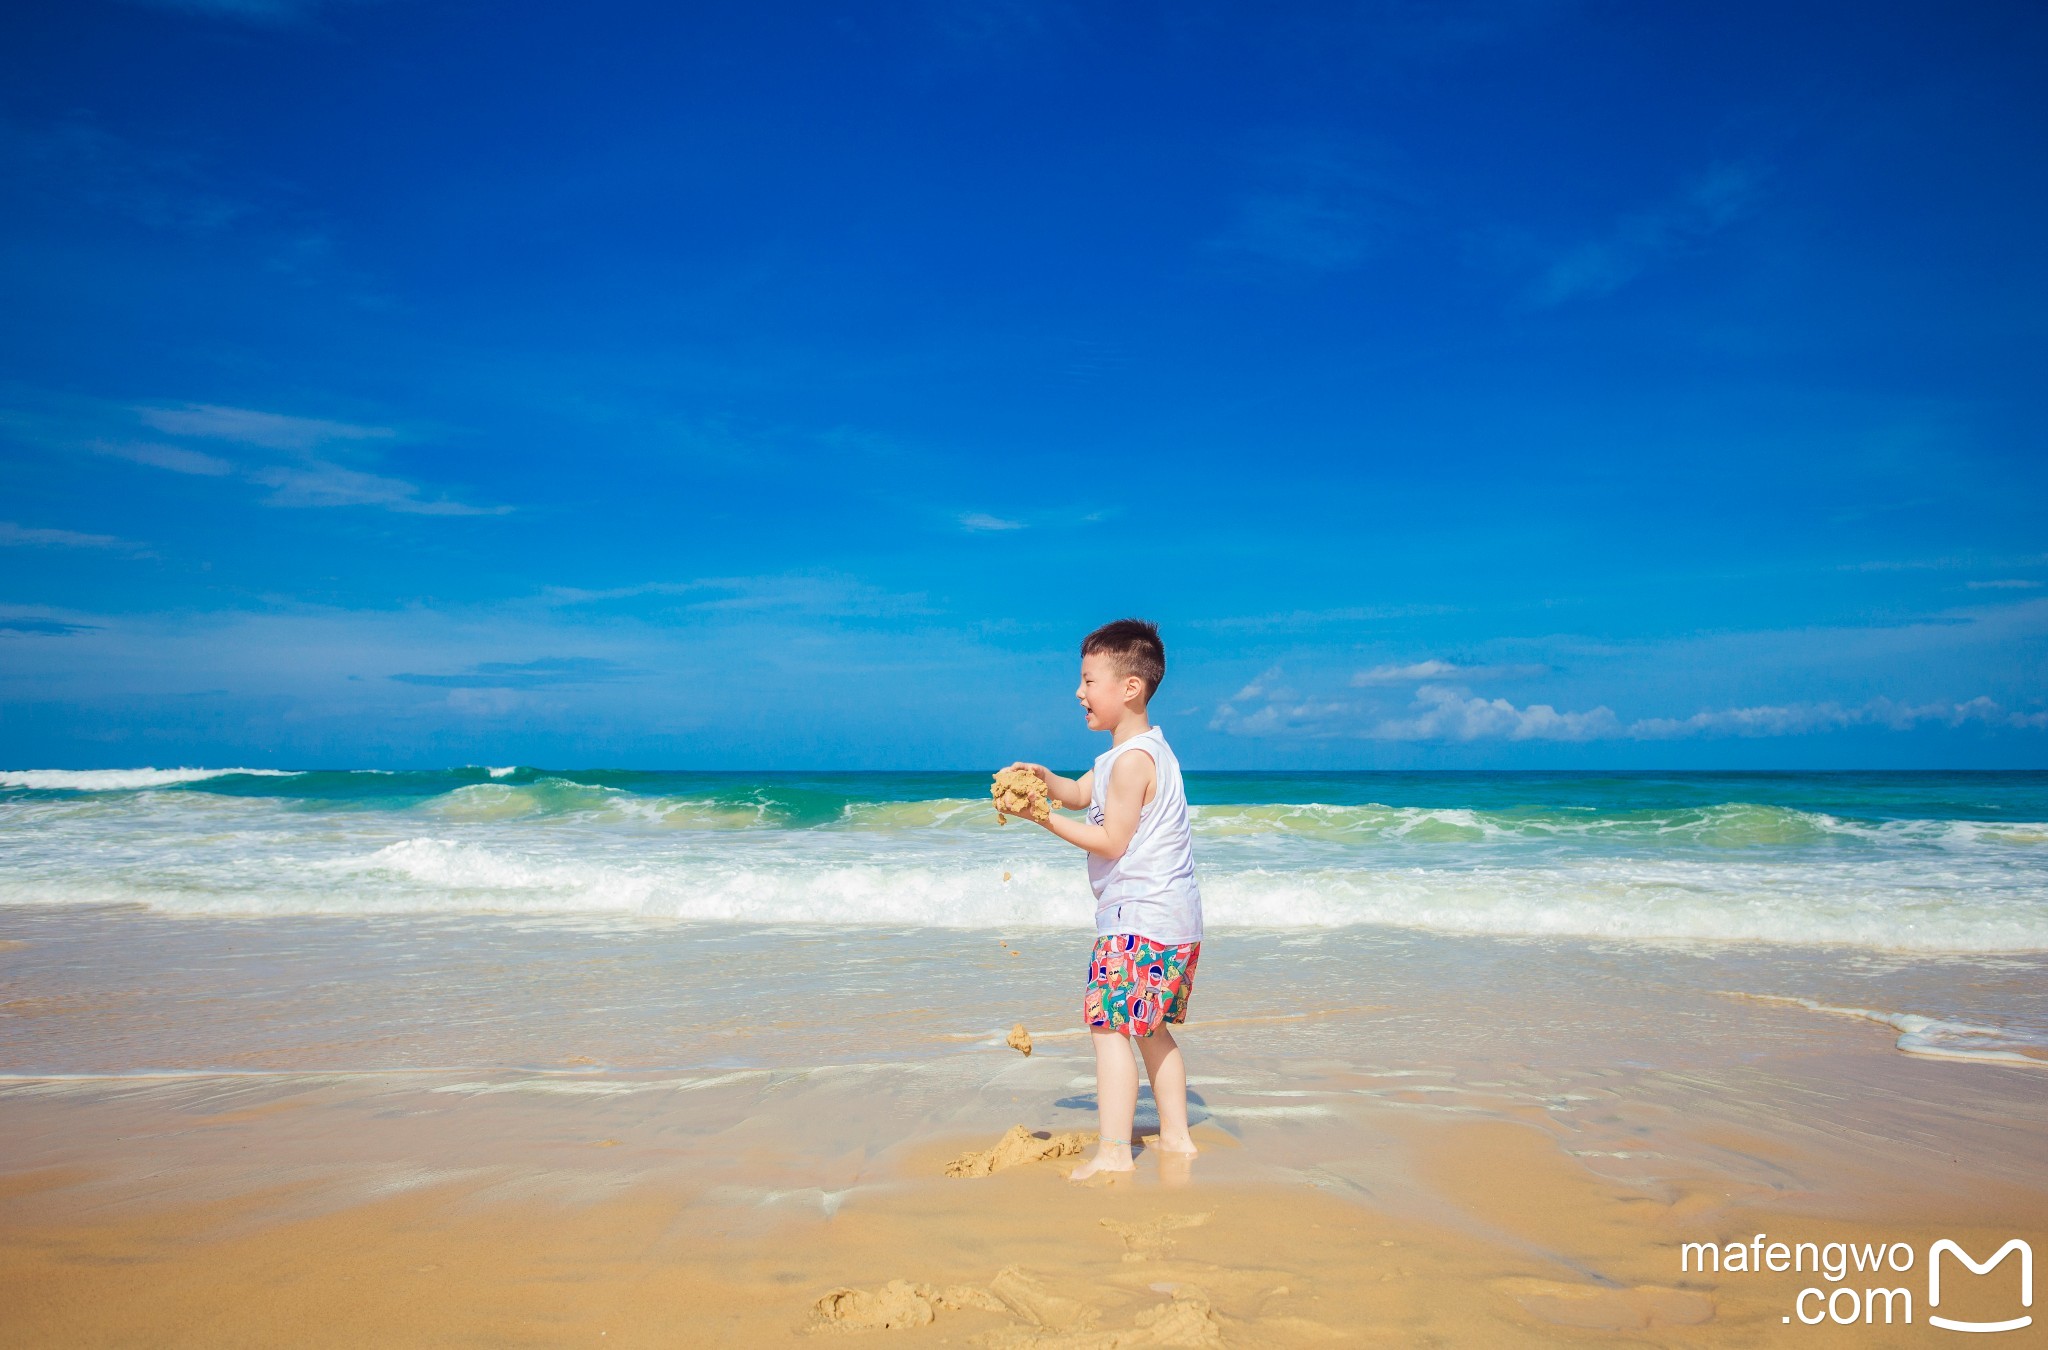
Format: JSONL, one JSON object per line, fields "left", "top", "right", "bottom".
{"left": 991, "top": 769, "right": 1052, "bottom": 824}
{"left": 942, "top": 1125, "right": 1093, "bottom": 1178}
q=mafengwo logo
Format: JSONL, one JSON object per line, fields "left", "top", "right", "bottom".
{"left": 1679, "top": 1235, "right": 2032, "bottom": 1331}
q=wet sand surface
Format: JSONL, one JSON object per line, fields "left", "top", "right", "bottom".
{"left": 1, "top": 910, "right": 2044, "bottom": 1345}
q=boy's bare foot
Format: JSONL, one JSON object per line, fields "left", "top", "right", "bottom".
{"left": 1068, "top": 1142, "right": 1135, "bottom": 1182}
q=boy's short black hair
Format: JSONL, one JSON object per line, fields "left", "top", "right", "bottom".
{"left": 1081, "top": 618, "right": 1166, "bottom": 699}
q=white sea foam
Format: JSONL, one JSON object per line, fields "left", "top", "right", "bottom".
{"left": 1739, "top": 994, "right": 2048, "bottom": 1067}
{"left": 487, "top": 766, "right": 517, "bottom": 778}
{"left": 0, "top": 767, "right": 297, "bottom": 791}
{"left": 1, "top": 782, "right": 2043, "bottom": 952}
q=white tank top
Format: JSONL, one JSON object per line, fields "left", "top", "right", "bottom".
{"left": 1086, "top": 726, "right": 1203, "bottom": 944}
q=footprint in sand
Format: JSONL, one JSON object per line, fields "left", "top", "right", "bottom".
{"left": 810, "top": 1269, "right": 1222, "bottom": 1346}
{"left": 808, "top": 1280, "right": 1003, "bottom": 1334}
{"left": 1101, "top": 1212, "right": 1211, "bottom": 1262}
{"left": 943, "top": 1125, "right": 1091, "bottom": 1178}
{"left": 985, "top": 1271, "right": 1225, "bottom": 1347}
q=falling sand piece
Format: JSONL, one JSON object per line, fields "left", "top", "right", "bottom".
{"left": 1006, "top": 1023, "right": 1033, "bottom": 1057}
{"left": 942, "top": 1125, "right": 1092, "bottom": 1178}
{"left": 991, "top": 768, "right": 1052, "bottom": 824}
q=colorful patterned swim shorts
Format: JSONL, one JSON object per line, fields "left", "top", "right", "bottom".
{"left": 1084, "top": 933, "right": 1201, "bottom": 1038}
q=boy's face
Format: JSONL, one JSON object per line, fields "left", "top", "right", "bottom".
{"left": 1076, "top": 651, "right": 1141, "bottom": 730}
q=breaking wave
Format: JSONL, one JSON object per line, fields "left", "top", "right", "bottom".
{"left": 0, "top": 768, "right": 298, "bottom": 791}
{"left": 1, "top": 768, "right": 2043, "bottom": 951}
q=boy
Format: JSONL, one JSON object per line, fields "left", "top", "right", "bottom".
{"left": 1003, "top": 618, "right": 1203, "bottom": 1180}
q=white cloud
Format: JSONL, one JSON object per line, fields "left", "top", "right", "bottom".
{"left": 960, "top": 512, "right": 1027, "bottom": 532}
{"left": 1369, "top": 684, "right": 1621, "bottom": 742}
{"left": 1968, "top": 579, "right": 2042, "bottom": 590}
{"left": 137, "top": 403, "right": 396, "bottom": 451}
{"left": 1208, "top": 666, "right": 1359, "bottom": 736}
{"left": 0, "top": 522, "right": 134, "bottom": 550}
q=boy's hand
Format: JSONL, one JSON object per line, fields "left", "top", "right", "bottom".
{"left": 1006, "top": 761, "right": 1053, "bottom": 786}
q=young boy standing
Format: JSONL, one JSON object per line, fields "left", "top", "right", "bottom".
{"left": 1004, "top": 619, "right": 1203, "bottom": 1180}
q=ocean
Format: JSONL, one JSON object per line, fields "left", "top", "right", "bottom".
{"left": 2, "top": 766, "right": 2044, "bottom": 948}
{"left": 2, "top": 766, "right": 2045, "bottom": 1083}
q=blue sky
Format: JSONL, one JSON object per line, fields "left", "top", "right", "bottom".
{"left": 1, "top": 0, "right": 2044, "bottom": 769}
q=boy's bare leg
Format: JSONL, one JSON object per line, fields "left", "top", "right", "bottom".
{"left": 1070, "top": 1030, "right": 1137, "bottom": 1180}
{"left": 1137, "top": 1025, "right": 1197, "bottom": 1154}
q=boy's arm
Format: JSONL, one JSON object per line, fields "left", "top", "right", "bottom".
{"left": 1006, "top": 761, "right": 1091, "bottom": 811}
{"left": 1036, "top": 750, "right": 1152, "bottom": 862}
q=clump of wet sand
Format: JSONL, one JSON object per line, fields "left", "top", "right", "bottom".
{"left": 943, "top": 1125, "right": 1092, "bottom": 1178}
{"left": 991, "top": 769, "right": 1052, "bottom": 824}
{"left": 1006, "top": 1023, "right": 1034, "bottom": 1056}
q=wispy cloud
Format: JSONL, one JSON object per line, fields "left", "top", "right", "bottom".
{"left": 0, "top": 522, "right": 137, "bottom": 550}
{"left": 955, "top": 505, "right": 1117, "bottom": 533}
{"left": 1208, "top": 136, "right": 1403, "bottom": 272}
{"left": 117, "top": 0, "right": 355, "bottom": 26}
{"left": 249, "top": 462, "right": 511, "bottom": 515}
{"left": 17, "top": 400, "right": 512, "bottom": 517}
{"left": 1, "top": 117, "right": 250, "bottom": 235}
{"left": 1213, "top": 193, "right": 1373, "bottom": 270}
{"left": 1213, "top": 677, "right": 2048, "bottom": 742}
{"left": 136, "top": 403, "right": 396, "bottom": 451}
{"left": 1631, "top": 696, "right": 2048, "bottom": 738}
{"left": 89, "top": 438, "right": 234, "bottom": 476}
{"left": 1193, "top": 604, "right": 1456, "bottom": 632}
{"left": 1522, "top": 162, "right": 1763, "bottom": 306}
{"left": 1352, "top": 659, "right": 1548, "bottom": 684}
{"left": 540, "top": 572, "right": 932, "bottom": 619}
{"left": 1968, "top": 579, "right": 2042, "bottom": 590}
{"left": 389, "top": 657, "right": 631, "bottom": 689}
{"left": 0, "top": 606, "right": 102, "bottom": 637}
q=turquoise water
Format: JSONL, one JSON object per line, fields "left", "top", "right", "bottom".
{"left": 2, "top": 767, "right": 2044, "bottom": 951}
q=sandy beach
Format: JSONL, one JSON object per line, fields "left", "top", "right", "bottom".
{"left": 3, "top": 902, "right": 2042, "bottom": 1346}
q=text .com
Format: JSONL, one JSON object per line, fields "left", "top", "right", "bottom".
{"left": 1680, "top": 1235, "right": 2032, "bottom": 1332}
